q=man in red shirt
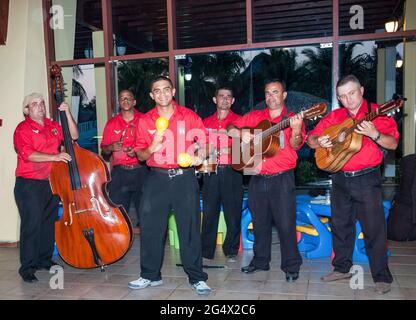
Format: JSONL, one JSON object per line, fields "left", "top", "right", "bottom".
{"left": 128, "top": 76, "right": 212, "bottom": 295}
{"left": 101, "top": 90, "right": 148, "bottom": 229}
{"left": 13, "top": 93, "right": 78, "bottom": 283}
{"left": 200, "top": 86, "right": 243, "bottom": 262}
{"left": 307, "top": 75, "right": 399, "bottom": 294}
{"left": 227, "top": 79, "right": 305, "bottom": 282}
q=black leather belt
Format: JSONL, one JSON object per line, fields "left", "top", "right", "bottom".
{"left": 217, "top": 165, "right": 231, "bottom": 170}
{"left": 150, "top": 167, "right": 192, "bottom": 178}
{"left": 115, "top": 164, "right": 141, "bottom": 170}
{"left": 343, "top": 165, "right": 379, "bottom": 178}
{"left": 259, "top": 170, "right": 289, "bottom": 178}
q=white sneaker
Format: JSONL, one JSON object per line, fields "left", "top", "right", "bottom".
{"left": 190, "top": 281, "right": 212, "bottom": 295}
{"left": 128, "top": 277, "right": 163, "bottom": 290}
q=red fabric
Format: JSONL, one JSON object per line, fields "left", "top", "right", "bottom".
{"left": 101, "top": 110, "right": 142, "bottom": 166}
{"left": 232, "top": 107, "right": 306, "bottom": 174}
{"left": 14, "top": 116, "right": 63, "bottom": 179}
{"left": 203, "top": 110, "right": 241, "bottom": 165}
{"left": 309, "top": 100, "right": 399, "bottom": 171}
{"left": 135, "top": 102, "right": 209, "bottom": 168}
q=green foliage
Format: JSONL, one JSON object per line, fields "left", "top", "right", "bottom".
{"left": 295, "top": 159, "right": 318, "bottom": 185}
{"left": 117, "top": 59, "right": 169, "bottom": 113}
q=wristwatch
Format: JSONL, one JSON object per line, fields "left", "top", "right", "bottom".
{"left": 372, "top": 131, "right": 381, "bottom": 142}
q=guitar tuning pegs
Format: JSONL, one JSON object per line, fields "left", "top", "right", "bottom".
{"left": 392, "top": 111, "right": 396, "bottom": 115}
{"left": 387, "top": 113, "right": 391, "bottom": 116}
{"left": 397, "top": 108, "right": 400, "bottom": 113}
{"left": 314, "top": 116, "right": 317, "bottom": 120}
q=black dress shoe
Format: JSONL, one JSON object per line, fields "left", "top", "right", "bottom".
{"left": 36, "top": 260, "right": 62, "bottom": 271}
{"left": 21, "top": 273, "right": 38, "bottom": 283}
{"left": 286, "top": 272, "right": 299, "bottom": 282}
{"left": 241, "top": 264, "right": 270, "bottom": 274}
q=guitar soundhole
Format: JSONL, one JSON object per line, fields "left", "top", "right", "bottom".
{"left": 338, "top": 131, "right": 346, "bottom": 143}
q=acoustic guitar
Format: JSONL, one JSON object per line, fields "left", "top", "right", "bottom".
{"left": 315, "top": 97, "right": 405, "bottom": 173}
{"left": 231, "top": 103, "right": 327, "bottom": 171}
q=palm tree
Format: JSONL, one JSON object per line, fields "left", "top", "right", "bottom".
{"left": 185, "top": 51, "right": 245, "bottom": 118}
{"left": 117, "top": 58, "right": 169, "bottom": 113}
{"left": 72, "top": 65, "right": 88, "bottom": 105}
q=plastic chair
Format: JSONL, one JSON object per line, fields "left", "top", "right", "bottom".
{"left": 53, "top": 204, "right": 63, "bottom": 256}
{"left": 296, "top": 202, "right": 332, "bottom": 258}
{"left": 168, "top": 200, "right": 228, "bottom": 250}
{"left": 241, "top": 207, "right": 254, "bottom": 249}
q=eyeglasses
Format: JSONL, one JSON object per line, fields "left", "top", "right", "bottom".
{"left": 337, "top": 89, "right": 357, "bottom": 100}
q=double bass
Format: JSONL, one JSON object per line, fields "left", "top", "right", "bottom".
{"left": 49, "top": 65, "right": 133, "bottom": 270}
{"left": 315, "top": 97, "right": 405, "bottom": 173}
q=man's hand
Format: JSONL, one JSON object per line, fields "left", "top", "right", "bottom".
{"left": 289, "top": 113, "right": 303, "bottom": 132}
{"left": 241, "top": 130, "right": 254, "bottom": 144}
{"left": 317, "top": 135, "right": 333, "bottom": 148}
{"left": 355, "top": 120, "right": 379, "bottom": 140}
{"left": 148, "top": 133, "right": 164, "bottom": 154}
{"left": 190, "top": 156, "right": 203, "bottom": 167}
{"left": 53, "top": 152, "right": 72, "bottom": 163}
{"left": 123, "top": 147, "right": 136, "bottom": 158}
{"left": 58, "top": 102, "right": 71, "bottom": 113}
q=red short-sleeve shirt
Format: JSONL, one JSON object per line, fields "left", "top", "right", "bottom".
{"left": 101, "top": 110, "right": 142, "bottom": 166}
{"left": 232, "top": 106, "right": 306, "bottom": 174}
{"left": 14, "top": 116, "right": 63, "bottom": 179}
{"left": 309, "top": 100, "right": 400, "bottom": 171}
{"left": 203, "top": 110, "right": 241, "bottom": 165}
{"left": 135, "top": 102, "right": 209, "bottom": 168}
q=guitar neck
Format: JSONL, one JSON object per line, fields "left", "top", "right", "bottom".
{"left": 343, "top": 106, "right": 382, "bottom": 137}
{"left": 261, "top": 113, "right": 299, "bottom": 138}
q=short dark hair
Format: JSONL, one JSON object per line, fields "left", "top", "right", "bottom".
{"left": 150, "top": 76, "right": 174, "bottom": 91}
{"left": 336, "top": 74, "right": 361, "bottom": 88}
{"left": 215, "top": 86, "right": 234, "bottom": 97}
{"left": 118, "top": 89, "right": 135, "bottom": 99}
{"left": 264, "top": 78, "right": 286, "bottom": 91}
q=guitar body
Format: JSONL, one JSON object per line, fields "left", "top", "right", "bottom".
{"left": 231, "top": 119, "right": 280, "bottom": 171}
{"left": 315, "top": 118, "right": 363, "bottom": 172}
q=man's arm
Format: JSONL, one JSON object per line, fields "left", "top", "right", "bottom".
{"left": 306, "top": 134, "right": 333, "bottom": 149}
{"left": 59, "top": 103, "right": 79, "bottom": 140}
{"left": 289, "top": 114, "right": 304, "bottom": 149}
{"left": 28, "top": 151, "right": 72, "bottom": 163}
{"left": 355, "top": 120, "right": 398, "bottom": 150}
{"left": 136, "top": 134, "right": 163, "bottom": 161}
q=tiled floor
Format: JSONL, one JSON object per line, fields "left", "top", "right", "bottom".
{"left": 1, "top": 234, "right": 416, "bottom": 300}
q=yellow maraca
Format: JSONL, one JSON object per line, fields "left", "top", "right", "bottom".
{"left": 177, "top": 152, "right": 192, "bottom": 168}
{"left": 155, "top": 116, "right": 169, "bottom": 134}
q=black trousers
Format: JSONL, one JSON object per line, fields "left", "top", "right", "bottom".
{"left": 139, "top": 169, "right": 208, "bottom": 284}
{"left": 331, "top": 169, "right": 393, "bottom": 283}
{"left": 14, "top": 177, "right": 59, "bottom": 276}
{"left": 247, "top": 170, "right": 302, "bottom": 273}
{"left": 107, "top": 165, "right": 148, "bottom": 226}
{"left": 201, "top": 166, "right": 243, "bottom": 259}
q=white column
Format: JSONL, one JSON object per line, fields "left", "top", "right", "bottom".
{"left": 403, "top": 0, "right": 416, "bottom": 155}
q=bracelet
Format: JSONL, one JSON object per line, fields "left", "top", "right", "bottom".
{"left": 372, "top": 131, "right": 381, "bottom": 142}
